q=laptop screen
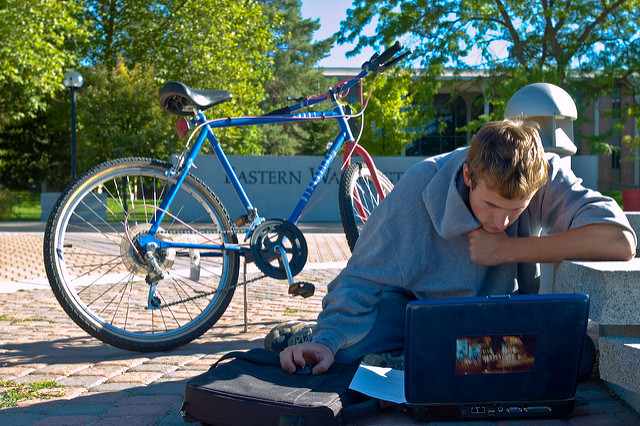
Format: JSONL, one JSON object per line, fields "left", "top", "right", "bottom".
{"left": 455, "top": 333, "right": 537, "bottom": 375}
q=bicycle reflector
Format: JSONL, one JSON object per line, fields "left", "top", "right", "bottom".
{"left": 175, "top": 118, "right": 191, "bottom": 139}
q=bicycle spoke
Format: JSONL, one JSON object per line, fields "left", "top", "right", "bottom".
{"left": 339, "top": 163, "right": 394, "bottom": 252}
{"left": 45, "top": 158, "right": 239, "bottom": 351}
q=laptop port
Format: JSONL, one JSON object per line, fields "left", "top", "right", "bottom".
{"left": 471, "top": 406, "right": 486, "bottom": 414}
{"left": 508, "top": 407, "right": 521, "bottom": 413}
{"left": 524, "top": 406, "right": 552, "bottom": 414}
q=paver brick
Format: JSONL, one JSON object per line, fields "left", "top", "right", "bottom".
{"left": 126, "top": 363, "right": 179, "bottom": 373}
{"left": 105, "top": 371, "right": 163, "bottom": 384}
{"left": 31, "top": 415, "right": 101, "bottom": 426}
{"left": 31, "top": 363, "right": 93, "bottom": 376}
{"left": 1, "top": 229, "right": 639, "bottom": 425}
{"left": 56, "top": 375, "right": 106, "bottom": 388}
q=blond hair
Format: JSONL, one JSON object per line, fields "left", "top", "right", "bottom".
{"left": 466, "top": 119, "right": 549, "bottom": 200}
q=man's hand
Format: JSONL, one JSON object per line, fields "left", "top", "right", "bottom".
{"left": 468, "top": 227, "right": 510, "bottom": 265}
{"left": 279, "top": 342, "right": 334, "bottom": 375}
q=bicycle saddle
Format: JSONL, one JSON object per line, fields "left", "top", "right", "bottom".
{"left": 159, "top": 81, "right": 232, "bottom": 116}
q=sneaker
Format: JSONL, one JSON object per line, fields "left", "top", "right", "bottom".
{"left": 362, "top": 349, "right": 405, "bottom": 370}
{"left": 264, "top": 321, "right": 314, "bottom": 352}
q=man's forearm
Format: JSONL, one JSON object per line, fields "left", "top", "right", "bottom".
{"left": 469, "top": 224, "right": 636, "bottom": 265}
{"left": 504, "top": 224, "right": 636, "bottom": 264}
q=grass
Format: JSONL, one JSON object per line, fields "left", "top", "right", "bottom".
{"left": 0, "top": 189, "right": 630, "bottom": 222}
{"left": 0, "top": 188, "right": 167, "bottom": 222}
{"left": 0, "top": 189, "right": 41, "bottom": 220}
{"left": 602, "top": 190, "right": 623, "bottom": 209}
{"left": 0, "top": 314, "right": 53, "bottom": 323}
{"left": 0, "top": 379, "right": 64, "bottom": 408}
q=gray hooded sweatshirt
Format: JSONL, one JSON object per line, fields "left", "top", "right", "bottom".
{"left": 312, "top": 147, "right": 636, "bottom": 355}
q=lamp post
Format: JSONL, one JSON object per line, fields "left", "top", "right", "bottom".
{"left": 62, "top": 71, "right": 84, "bottom": 181}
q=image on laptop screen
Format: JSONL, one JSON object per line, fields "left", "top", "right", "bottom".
{"left": 455, "top": 334, "right": 537, "bottom": 375}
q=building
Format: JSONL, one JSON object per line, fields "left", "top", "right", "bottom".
{"left": 323, "top": 68, "right": 639, "bottom": 192}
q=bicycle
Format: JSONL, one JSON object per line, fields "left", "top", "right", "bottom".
{"left": 43, "top": 41, "right": 411, "bottom": 352}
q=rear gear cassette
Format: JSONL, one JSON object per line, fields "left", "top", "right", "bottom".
{"left": 250, "top": 219, "right": 308, "bottom": 280}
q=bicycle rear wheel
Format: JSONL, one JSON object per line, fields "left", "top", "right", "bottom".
{"left": 43, "top": 157, "right": 240, "bottom": 352}
{"left": 339, "top": 162, "right": 394, "bottom": 252}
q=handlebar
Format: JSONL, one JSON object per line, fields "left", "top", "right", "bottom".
{"left": 361, "top": 41, "right": 410, "bottom": 73}
{"left": 373, "top": 41, "right": 402, "bottom": 67}
{"left": 266, "top": 41, "right": 411, "bottom": 115}
{"left": 378, "top": 50, "right": 412, "bottom": 72}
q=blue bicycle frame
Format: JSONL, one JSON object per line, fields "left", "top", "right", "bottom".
{"left": 138, "top": 68, "right": 368, "bottom": 255}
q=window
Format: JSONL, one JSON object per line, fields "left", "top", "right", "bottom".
{"left": 406, "top": 94, "right": 484, "bottom": 156}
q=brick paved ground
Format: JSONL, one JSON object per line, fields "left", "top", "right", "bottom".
{"left": 0, "top": 224, "right": 639, "bottom": 425}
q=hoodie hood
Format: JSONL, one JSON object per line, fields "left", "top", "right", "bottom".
{"left": 423, "top": 148, "right": 480, "bottom": 239}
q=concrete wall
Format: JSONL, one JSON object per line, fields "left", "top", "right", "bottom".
{"left": 571, "top": 155, "right": 599, "bottom": 191}
{"left": 183, "top": 155, "right": 426, "bottom": 223}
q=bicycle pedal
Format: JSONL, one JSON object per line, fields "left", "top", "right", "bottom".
{"left": 288, "top": 281, "right": 315, "bottom": 298}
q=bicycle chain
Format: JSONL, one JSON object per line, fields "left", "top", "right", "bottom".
{"left": 138, "top": 219, "right": 306, "bottom": 308}
{"left": 157, "top": 273, "right": 266, "bottom": 309}
{"left": 140, "top": 223, "right": 262, "bottom": 309}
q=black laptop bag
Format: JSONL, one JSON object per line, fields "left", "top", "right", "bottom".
{"left": 180, "top": 348, "right": 378, "bottom": 426}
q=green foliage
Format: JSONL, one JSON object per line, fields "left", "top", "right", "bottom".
{"left": 1, "top": 0, "right": 277, "bottom": 190}
{"left": 80, "top": 0, "right": 276, "bottom": 155}
{"left": 0, "top": 0, "right": 89, "bottom": 126}
{"left": 356, "top": 69, "right": 415, "bottom": 155}
{"left": 77, "top": 60, "right": 175, "bottom": 171}
{"left": 0, "top": 190, "right": 41, "bottom": 220}
{"left": 338, "top": 0, "right": 640, "bottom": 151}
{"left": 622, "top": 104, "right": 640, "bottom": 160}
{"left": 0, "top": 105, "right": 71, "bottom": 189}
{"left": 602, "top": 190, "right": 623, "bottom": 208}
{"left": 258, "top": 0, "right": 336, "bottom": 155}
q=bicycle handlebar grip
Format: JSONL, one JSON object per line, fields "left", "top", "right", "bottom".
{"left": 382, "top": 50, "right": 412, "bottom": 69}
{"left": 376, "top": 41, "right": 403, "bottom": 65}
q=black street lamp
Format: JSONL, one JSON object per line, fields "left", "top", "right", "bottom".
{"left": 62, "top": 71, "right": 84, "bottom": 181}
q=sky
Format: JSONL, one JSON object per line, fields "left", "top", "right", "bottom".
{"left": 298, "top": 0, "right": 498, "bottom": 69}
{"left": 299, "top": 0, "right": 507, "bottom": 69}
{"left": 300, "top": 0, "right": 376, "bottom": 68}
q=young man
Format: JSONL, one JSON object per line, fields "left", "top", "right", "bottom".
{"left": 278, "top": 119, "right": 636, "bottom": 375}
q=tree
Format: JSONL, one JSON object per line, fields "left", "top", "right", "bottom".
{"left": 0, "top": 106, "right": 70, "bottom": 188}
{"left": 0, "top": 0, "right": 90, "bottom": 189}
{"left": 0, "top": 0, "right": 88, "bottom": 125}
{"left": 356, "top": 69, "right": 416, "bottom": 156}
{"left": 337, "top": 0, "right": 640, "bottom": 152}
{"left": 257, "top": 0, "right": 337, "bottom": 155}
{"left": 79, "top": 0, "right": 275, "bottom": 155}
{"left": 77, "top": 59, "right": 176, "bottom": 172}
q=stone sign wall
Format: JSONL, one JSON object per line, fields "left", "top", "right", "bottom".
{"left": 184, "top": 155, "right": 426, "bottom": 223}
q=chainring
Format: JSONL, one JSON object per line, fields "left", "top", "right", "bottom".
{"left": 249, "top": 219, "right": 308, "bottom": 280}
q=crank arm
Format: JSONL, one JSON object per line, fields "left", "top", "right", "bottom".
{"left": 275, "top": 245, "right": 295, "bottom": 285}
{"left": 275, "top": 245, "right": 314, "bottom": 298}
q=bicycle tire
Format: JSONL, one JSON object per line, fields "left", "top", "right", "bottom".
{"left": 43, "top": 157, "right": 240, "bottom": 352}
{"left": 339, "top": 162, "right": 394, "bottom": 252}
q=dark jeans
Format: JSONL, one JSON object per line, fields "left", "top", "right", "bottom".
{"left": 333, "top": 286, "right": 415, "bottom": 364}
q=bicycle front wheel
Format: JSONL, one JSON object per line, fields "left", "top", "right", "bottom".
{"left": 339, "top": 162, "right": 394, "bottom": 252}
{"left": 43, "top": 157, "right": 240, "bottom": 352}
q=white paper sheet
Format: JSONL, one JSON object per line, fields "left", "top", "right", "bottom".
{"left": 348, "top": 362, "right": 407, "bottom": 404}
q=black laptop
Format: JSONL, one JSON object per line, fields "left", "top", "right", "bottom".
{"left": 404, "top": 294, "right": 589, "bottom": 420}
